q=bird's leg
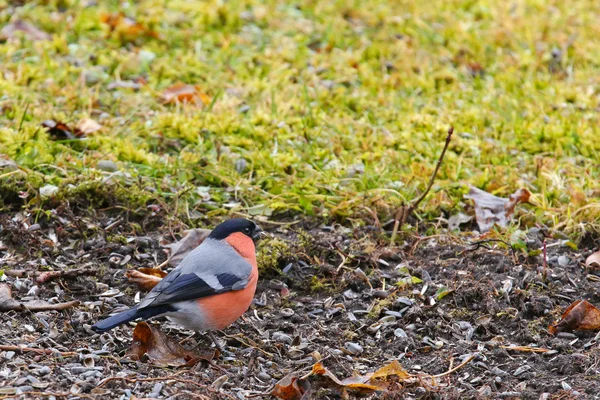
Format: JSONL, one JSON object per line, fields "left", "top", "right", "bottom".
{"left": 207, "top": 331, "right": 225, "bottom": 353}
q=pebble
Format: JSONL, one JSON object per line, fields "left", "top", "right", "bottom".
{"left": 372, "top": 290, "right": 389, "bottom": 299}
{"left": 37, "top": 366, "right": 51, "bottom": 376}
{"left": 257, "top": 372, "right": 271, "bottom": 381}
{"left": 395, "top": 297, "right": 414, "bottom": 307}
{"left": 491, "top": 366, "right": 508, "bottom": 376}
{"left": 4, "top": 351, "right": 15, "bottom": 360}
{"left": 478, "top": 385, "right": 492, "bottom": 397}
{"left": 344, "top": 342, "right": 363, "bottom": 355}
{"left": 394, "top": 328, "right": 408, "bottom": 338}
{"left": 378, "top": 315, "right": 396, "bottom": 324}
{"left": 513, "top": 365, "right": 531, "bottom": 376}
{"left": 97, "top": 160, "right": 118, "bottom": 172}
{"left": 71, "top": 367, "right": 89, "bottom": 375}
{"left": 272, "top": 332, "right": 293, "bottom": 344}
{"left": 558, "top": 255, "right": 570, "bottom": 267}
{"left": 149, "top": 383, "right": 163, "bottom": 398}
{"left": 457, "top": 321, "right": 472, "bottom": 331}
{"left": 16, "top": 386, "right": 33, "bottom": 393}
{"left": 384, "top": 310, "right": 404, "bottom": 318}
{"left": 280, "top": 308, "right": 294, "bottom": 317}
{"left": 557, "top": 332, "right": 577, "bottom": 339}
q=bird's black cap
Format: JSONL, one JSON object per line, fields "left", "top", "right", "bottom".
{"left": 208, "top": 218, "right": 263, "bottom": 241}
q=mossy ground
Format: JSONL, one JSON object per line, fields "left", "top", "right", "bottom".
{"left": 1, "top": 0, "right": 599, "bottom": 237}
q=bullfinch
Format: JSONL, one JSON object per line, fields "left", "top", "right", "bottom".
{"left": 92, "top": 218, "right": 263, "bottom": 343}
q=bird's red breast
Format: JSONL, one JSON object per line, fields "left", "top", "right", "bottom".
{"left": 225, "top": 232, "right": 257, "bottom": 267}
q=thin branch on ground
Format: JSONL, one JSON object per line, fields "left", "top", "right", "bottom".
{"left": 432, "top": 354, "right": 476, "bottom": 378}
{"left": 391, "top": 126, "right": 454, "bottom": 244}
{"left": 4, "top": 268, "right": 97, "bottom": 284}
{"left": 0, "top": 345, "right": 76, "bottom": 357}
{"left": 98, "top": 371, "right": 236, "bottom": 399}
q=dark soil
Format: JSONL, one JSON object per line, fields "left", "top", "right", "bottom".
{"left": 1, "top": 209, "right": 600, "bottom": 400}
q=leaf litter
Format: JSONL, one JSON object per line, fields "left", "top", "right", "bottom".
{"left": 126, "top": 322, "right": 218, "bottom": 368}
{"left": 465, "top": 186, "right": 532, "bottom": 232}
{"left": 549, "top": 300, "right": 600, "bottom": 335}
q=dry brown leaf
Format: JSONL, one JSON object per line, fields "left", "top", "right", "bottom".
{"left": 549, "top": 300, "right": 600, "bottom": 335}
{"left": 163, "top": 228, "right": 211, "bottom": 267}
{"left": 370, "top": 360, "right": 411, "bottom": 381}
{"left": 100, "top": 12, "right": 159, "bottom": 41}
{"left": 465, "top": 186, "right": 531, "bottom": 232}
{"left": 585, "top": 250, "right": 600, "bottom": 269}
{"left": 311, "top": 362, "right": 385, "bottom": 394}
{"left": 0, "top": 283, "right": 79, "bottom": 312}
{"left": 271, "top": 374, "right": 311, "bottom": 400}
{"left": 126, "top": 322, "right": 217, "bottom": 367}
{"left": 500, "top": 345, "right": 551, "bottom": 353}
{"left": 1, "top": 20, "right": 51, "bottom": 41}
{"left": 162, "top": 83, "right": 211, "bottom": 105}
{"left": 77, "top": 118, "right": 103, "bottom": 135}
{"left": 126, "top": 268, "right": 167, "bottom": 291}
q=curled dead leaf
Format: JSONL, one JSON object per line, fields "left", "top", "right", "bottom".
{"left": 370, "top": 360, "right": 411, "bottom": 381}
{"left": 549, "top": 300, "right": 600, "bottom": 335}
{"left": 126, "top": 322, "right": 217, "bottom": 367}
{"left": 163, "top": 228, "right": 211, "bottom": 268}
{"left": 310, "top": 360, "right": 411, "bottom": 395}
{"left": 162, "top": 83, "right": 211, "bottom": 106}
{"left": 465, "top": 186, "right": 532, "bottom": 232}
{"left": 271, "top": 373, "right": 311, "bottom": 400}
{"left": 77, "top": 118, "right": 103, "bottom": 135}
{"left": 126, "top": 268, "right": 167, "bottom": 291}
{"left": 585, "top": 250, "right": 600, "bottom": 269}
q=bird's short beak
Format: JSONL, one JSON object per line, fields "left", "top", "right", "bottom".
{"left": 252, "top": 226, "right": 266, "bottom": 241}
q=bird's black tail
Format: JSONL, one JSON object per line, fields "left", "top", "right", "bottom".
{"left": 91, "top": 304, "right": 174, "bottom": 333}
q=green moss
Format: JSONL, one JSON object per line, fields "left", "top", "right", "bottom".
{"left": 256, "top": 237, "right": 292, "bottom": 273}
{"left": 0, "top": 0, "right": 599, "bottom": 235}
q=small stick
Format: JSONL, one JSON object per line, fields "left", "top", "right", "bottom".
{"left": 391, "top": 126, "right": 453, "bottom": 244}
{"left": 6, "top": 392, "right": 95, "bottom": 400}
{"left": 98, "top": 372, "right": 236, "bottom": 399}
{"left": 432, "top": 354, "right": 476, "bottom": 378}
{"left": 0, "top": 345, "right": 76, "bottom": 357}
{"left": 4, "top": 268, "right": 97, "bottom": 284}
{"left": 542, "top": 239, "right": 548, "bottom": 281}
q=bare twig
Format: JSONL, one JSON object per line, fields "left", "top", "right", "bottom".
{"left": 390, "top": 126, "right": 453, "bottom": 244}
{"left": 98, "top": 371, "right": 236, "bottom": 399}
{"left": 432, "top": 354, "right": 476, "bottom": 378}
{"left": 542, "top": 238, "right": 548, "bottom": 281}
{"left": 3, "top": 392, "right": 95, "bottom": 399}
{"left": 0, "top": 345, "right": 76, "bottom": 357}
{"left": 4, "top": 268, "right": 97, "bottom": 284}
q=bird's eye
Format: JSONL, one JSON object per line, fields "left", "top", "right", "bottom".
{"left": 244, "top": 227, "right": 251, "bottom": 234}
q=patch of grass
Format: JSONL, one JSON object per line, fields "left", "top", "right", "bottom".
{"left": 1, "top": 0, "right": 600, "bottom": 236}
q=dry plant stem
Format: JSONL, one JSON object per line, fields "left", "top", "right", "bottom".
{"left": 390, "top": 126, "right": 454, "bottom": 244}
{"left": 433, "top": 354, "right": 476, "bottom": 378}
{"left": 5, "top": 268, "right": 97, "bottom": 283}
{"left": 542, "top": 239, "right": 548, "bottom": 281}
{"left": 0, "top": 345, "right": 76, "bottom": 357}
{"left": 7, "top": 392, "right": 95, "bottom": 400}
{"left": 98, "top": 370, "right": 236, "bottom": 399}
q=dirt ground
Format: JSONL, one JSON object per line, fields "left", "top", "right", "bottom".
{"left": 1, "top": 208, "right": 600, "bottom": 400}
